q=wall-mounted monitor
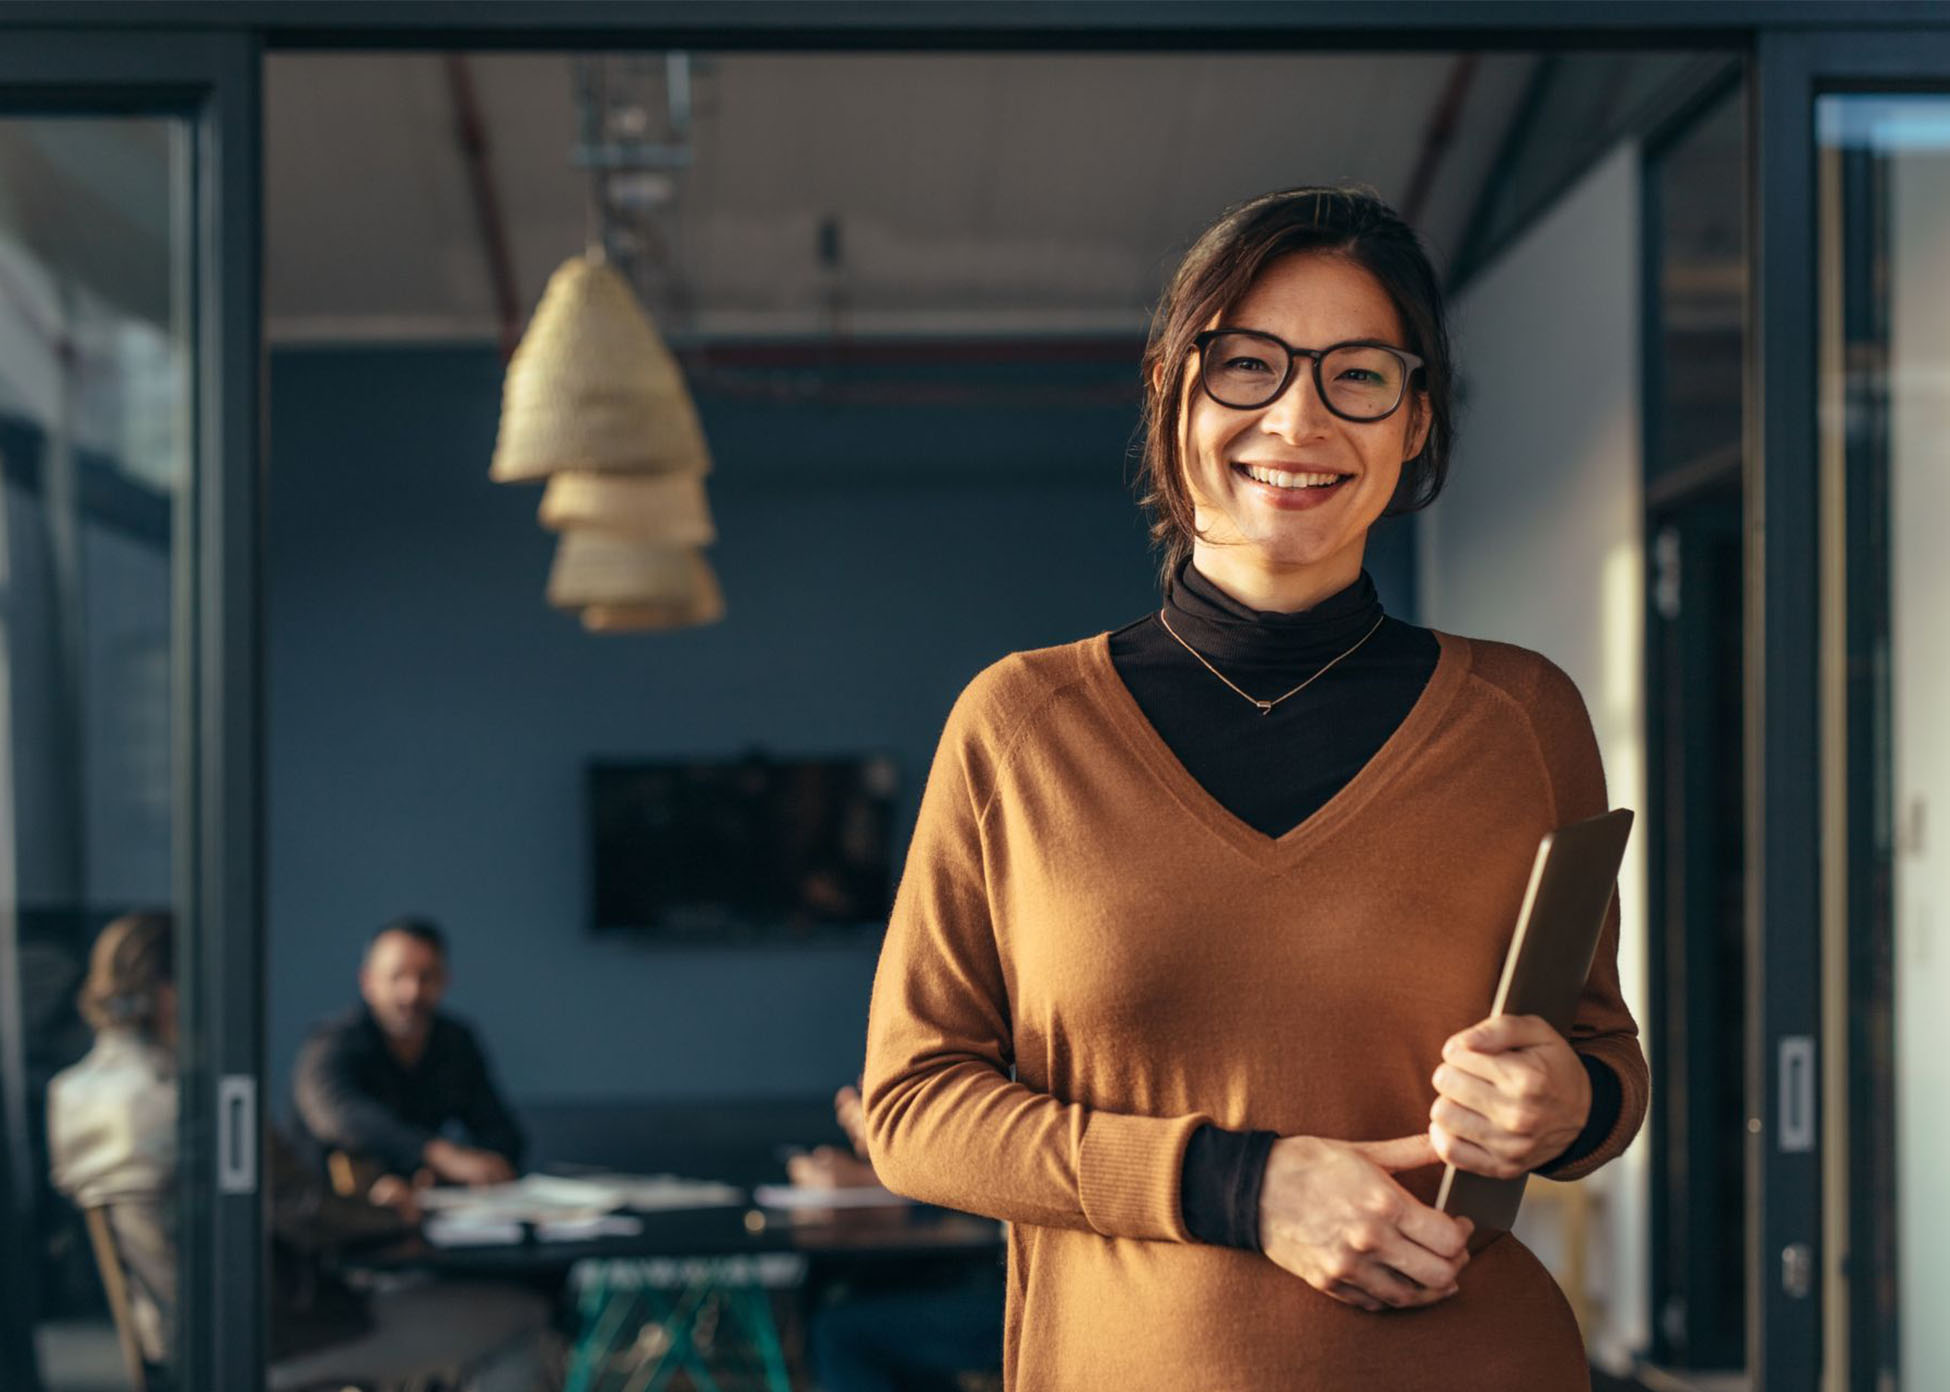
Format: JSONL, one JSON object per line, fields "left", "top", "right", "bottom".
{"left": 588, "top": 753, "right": 899, "bottom": 943}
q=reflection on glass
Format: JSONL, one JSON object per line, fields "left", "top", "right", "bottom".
{"left": 0, "top": 116, "right": 187, "bottom": 1392}
{"left": 1644, "top": 88, "right": 1748, "bottom": 1380}
{"left": 1820, "top": 92, "right": 1950, "bottom": 1392}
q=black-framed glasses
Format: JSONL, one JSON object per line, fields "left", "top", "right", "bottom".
{"left": 1191, "top": 328, "right": 1423, "bottom": 421}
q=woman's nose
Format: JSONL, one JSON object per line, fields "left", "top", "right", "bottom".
{"left": 1256, "top": 362, "right": 1334, "bottom": 441}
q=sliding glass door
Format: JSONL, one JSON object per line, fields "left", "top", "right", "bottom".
{"left": 1818, "top": 77, "right": 1950, "bottom": 1392}
{"left": 0, "top": 31, "right": 261, "bottom": 1392}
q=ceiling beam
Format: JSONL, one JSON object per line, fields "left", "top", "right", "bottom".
{"left": 442, "top": 53, "right": 521, "bottom": 359}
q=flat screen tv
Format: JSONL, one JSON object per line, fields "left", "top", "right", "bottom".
{"left": 589, "top": 753, "right": 899, "bottom": 942}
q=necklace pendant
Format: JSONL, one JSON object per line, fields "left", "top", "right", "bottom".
{"left": 1255, "top": 700, "right": 1274, "bottom": 715}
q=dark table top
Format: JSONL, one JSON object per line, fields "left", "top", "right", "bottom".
{"left": 349, "top": 1200, "right": 1005, "bottom": 1278}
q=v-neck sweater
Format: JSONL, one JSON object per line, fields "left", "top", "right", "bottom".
{"left": 1109, "top": 562, "right": 1623, "bottom": 1247}
{"left": 863, "top": 629, "right": 1648, "bottom": 1390}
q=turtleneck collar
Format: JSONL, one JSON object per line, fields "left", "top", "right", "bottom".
{"left": 1162, "top": 558, "right": 1384, "bottom": 673}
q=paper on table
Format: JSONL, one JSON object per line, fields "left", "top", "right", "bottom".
{"left": 751, "top": 1183, "right": 911, "bottom": 1210}
{"left": 537, "top": 1213, "right": 645, "bottom": 1242}
{"left": 415, "top": 1172, "right": 743, "bottom": 1222}
{"left": 560, "top": 1174, "right": 744, "bottom": 1212}
{"left": 423, "top": 1214, "right": 525, "bottom": 1247}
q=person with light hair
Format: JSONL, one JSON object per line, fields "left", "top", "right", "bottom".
{"left": 47, "top": 911, "right": 181, "bottom": 1369}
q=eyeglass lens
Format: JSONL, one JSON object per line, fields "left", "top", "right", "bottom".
{"left": 1201, "top": 331, "right": 1406, "bottom": 419}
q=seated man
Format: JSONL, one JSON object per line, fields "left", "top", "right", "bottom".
{"left": 293, "top": 917, "right": 522, "bottom": 1189}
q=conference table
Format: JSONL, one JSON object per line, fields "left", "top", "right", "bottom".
{"left": 352, "top": 1191, "right": 1005, "bottom": 1392}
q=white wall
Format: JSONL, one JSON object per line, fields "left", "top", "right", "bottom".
{"left": 1890, "top": 138, "right": 1950, "bottom": 1391}
{"left": 1419, "top": 142, "right": 1650, "bottom": 1368}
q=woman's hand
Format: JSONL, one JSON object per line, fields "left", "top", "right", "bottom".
{"left": 1429, "top": 1014, "right": 1591, "bottom": 1179}
{"left": 1258, "top": 1133, "right": 1472, "bottom": 1313}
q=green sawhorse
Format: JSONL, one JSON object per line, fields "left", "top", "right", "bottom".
{"left": 565, "top": 1254, "right": 805, "bottom": 1392}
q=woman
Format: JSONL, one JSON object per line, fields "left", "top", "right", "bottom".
{"left": 46, "top": 912, "right": 182, "bottom": 1371}
{"left": 862, "top": 186, "right": 1647, "bottom": 1390}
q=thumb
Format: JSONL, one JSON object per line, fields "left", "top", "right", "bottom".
{"left": 1351, "top": 1133, "right": 1440, "bottom": 1172}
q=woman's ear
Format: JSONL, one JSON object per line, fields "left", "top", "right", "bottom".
{"left": 1403, "top": 390, "right": 1433, "bottom": 463}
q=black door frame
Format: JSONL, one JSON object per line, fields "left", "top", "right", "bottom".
{"left": 0, "top": 29, "right": 263, "bottom": 1392}
{"left": 4, "top": 5, "right": 1947, "bottom": 1390}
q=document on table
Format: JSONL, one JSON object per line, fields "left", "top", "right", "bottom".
{"left": 751, "top": 1183, "right": 912, "bottom": 1210}
{"left": 423, "top": 1211, "right": 647, "bottom": 1247}
{"left": 416, "top": 1171, "right": 746, "bottom": 1246}
{"left": 416, "top": 1171, "right": 744, "bottom": 1219}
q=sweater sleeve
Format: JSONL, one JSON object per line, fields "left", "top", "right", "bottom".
{"left": 863, "top": 665, "right": 1211, "bottom": 1242}
{"left": 1524, "top": 660, "right": 1650, "bottom": 1183}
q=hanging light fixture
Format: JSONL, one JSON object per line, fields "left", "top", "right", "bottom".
{"left": 538, "top": 468, "right": 715, "bottom": 545}
{"left": 545, "top": 532, "right": 725, "bottom": 631}
{"left": 491, "top": 53, "right": 720, "bottom": 632}
{"left": 489, "top": 254, "right": 711, "bottom": 484}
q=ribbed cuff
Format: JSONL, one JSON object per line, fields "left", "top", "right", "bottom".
{"left": 1181, "top": 1125, "right": 1279, "bottom": 1251}
{"left": 1077, "top": 1110, "right": 1210, "bottom": 1242}
{"left": 1535, "top": 1054, "right": 1621, "bottom": 1177}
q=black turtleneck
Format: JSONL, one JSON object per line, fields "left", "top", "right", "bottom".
{"left": 1107, "top": 559, "right": 1623, "bottom": 1251}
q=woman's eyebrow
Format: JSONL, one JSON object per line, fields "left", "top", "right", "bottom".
{"left": 1218, "top": 324, "right": 1401, "bottom": 346}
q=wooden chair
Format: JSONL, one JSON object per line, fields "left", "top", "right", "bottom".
{"left": 82, "top": 1206, "right": 150, "bottom": 1392}
{"left": 326, "top": 1149, "right": 384, "bottom": 1200}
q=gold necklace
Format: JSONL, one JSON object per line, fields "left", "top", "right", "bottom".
{"left": 1156, "top": 609, "right": 1386, "bottom": 717}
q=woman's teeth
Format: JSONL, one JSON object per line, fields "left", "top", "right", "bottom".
{"left": 1239, "top": 463, "right": 1347, "bottom": 490}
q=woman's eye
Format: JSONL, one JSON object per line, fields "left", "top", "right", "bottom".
{"left": 1226, "top": 357, "right": 1272, "bottom": 374}
{"left": 1338, "top": 368, "right": 1380, "bottom": 383}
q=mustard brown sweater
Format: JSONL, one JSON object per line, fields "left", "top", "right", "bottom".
{"left": 863, "top": 628, "right": 1648, "bottom": 1391}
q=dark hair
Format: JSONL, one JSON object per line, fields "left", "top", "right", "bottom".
{"left": 78, "top": 911, "right": 175, "bottom": 1034}
{"left": 1137, "top": 184, "right": 1457, "bottom": 583}
{"left": 370, "top": 916, "right": 447, "bottom": 957}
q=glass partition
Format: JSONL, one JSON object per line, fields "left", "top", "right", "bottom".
{"left": 1819, "top": 90, "right": 1950, "bottom": 1392}
{"left": 0, "top": 114, "right": 191, "bottom": 1392}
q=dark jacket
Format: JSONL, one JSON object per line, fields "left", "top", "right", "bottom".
{"left": 291, "top": 1006, "right": 524, "bottom": 1178}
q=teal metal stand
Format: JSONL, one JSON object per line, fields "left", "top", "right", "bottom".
{"left": 565, "top": 1255, "right": 802, "bottom": 1392}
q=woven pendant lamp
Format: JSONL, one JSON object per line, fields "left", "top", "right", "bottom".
{"left": 538, "top": 469, "right": 716, "bottom": 545}
{"left": 545, "top": 532, "right": 724, "bottom": 632}
{"left": 581, "top": 586, "right": 724, "bottom": 633}
{"left": 490, "top": 255, "right": 712, "bottom": 483}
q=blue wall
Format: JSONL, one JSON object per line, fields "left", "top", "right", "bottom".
{"left": 266, "top": 345, "right": 1416, "bottom": 1108}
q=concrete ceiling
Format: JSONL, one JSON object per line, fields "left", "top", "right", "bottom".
{"left": 265, "top": 51, "right": 1543, "bottom": 344}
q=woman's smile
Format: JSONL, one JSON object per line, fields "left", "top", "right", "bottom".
{"left": 1229, "top": 460, "right": 1356, "bottom": 510}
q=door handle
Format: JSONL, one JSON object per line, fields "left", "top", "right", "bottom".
{"left": 217, "top": 1074, "right": 256, "bottom": 1194}
{"left": 1777, "top": 1035, "right": 1814, "bottom": 1153}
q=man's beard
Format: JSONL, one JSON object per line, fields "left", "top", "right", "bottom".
{"left": 378, "top": 1007, "right": 432, "bottom": 1039}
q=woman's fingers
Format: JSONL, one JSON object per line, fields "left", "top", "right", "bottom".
{"left": 1371, "top": 1235, "right": 1465, "bottom": 1295}
{"left": 1326, "top": 1281, "right": 1384, "bottom": 1313}
{"left": 1395, "top": 1196, "right": 1473, "bottom": 1261}
{"left": 1440, "top": 1044, "right": 1528, "bottom": 1096}
{"left": 1431, "top": 1096, "right": 1511, "bottom": 1152}
{"left": 1432, "top": 1061, "right": 1506, "bottom": 1119}
{"left": 1350, "top": 1132, "right": 1440, "bottom": 1172}
{"left": 1356, "top": 1256, "right": 1456, "bottom": 1308}
{"left": 1430, "top": 1119, "right": 1525, "bottom": 1180}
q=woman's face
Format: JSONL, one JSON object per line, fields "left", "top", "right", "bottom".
{"left": 1176, "top": 251, "right": 1430, "bottom": 586}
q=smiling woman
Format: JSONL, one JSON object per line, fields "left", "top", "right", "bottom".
{"left": 862, "top": 185, "right": 1645, "bottom": 1390}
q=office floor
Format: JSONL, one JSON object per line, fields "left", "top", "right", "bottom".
{"left": 34, "top": 1313, "right": 1668, "bottom": 1392}
{"left": 36, "top": 1318, "right": 125, "bottom": 1392}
